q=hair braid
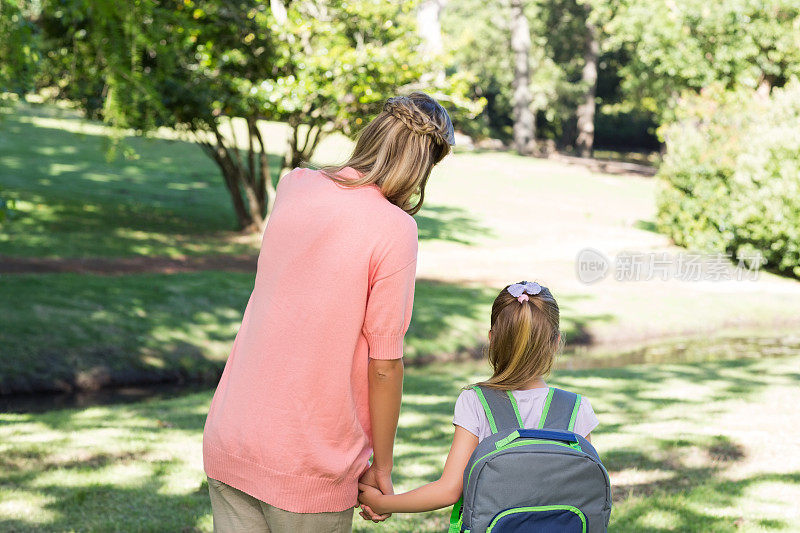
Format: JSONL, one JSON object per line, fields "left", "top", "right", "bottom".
{"left": 384, "top": 96, "right": 451, "bottom": 146}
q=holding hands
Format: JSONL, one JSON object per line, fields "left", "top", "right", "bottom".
{"left": 357, "top": 464, "right": 393, "bottom": 522}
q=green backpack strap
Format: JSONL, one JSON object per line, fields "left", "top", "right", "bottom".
{"left": 448, "top": 496, "right": 463, "bottom": 533}
{"left": 472, "top": 385, "right": 523, "bottom": 434}
{"left": 538, "top": 387, "right": 582, "bottom": 432}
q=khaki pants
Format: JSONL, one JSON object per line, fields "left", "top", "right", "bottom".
{"left": 207, "top": 476, "right": 354, "bottom": 533}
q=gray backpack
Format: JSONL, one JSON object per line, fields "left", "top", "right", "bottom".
{"left": 448, "top": 386, "right": 612, "bottom": 533}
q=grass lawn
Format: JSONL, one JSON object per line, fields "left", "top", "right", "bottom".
{"left": 0, "top": 273, "right": 497, "bottom": 392}
{"left": 2, "top": 354, "right": 799, "bottom": 532}
{"left": 3, "top": 101, "right": 800, "bottom": 391}
{"left": 0, "top": 103, "right": 274, "bottom": 258}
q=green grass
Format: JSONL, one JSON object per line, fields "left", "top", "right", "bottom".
{"left": 2, "top": 355, "right": 799, "bottom": 532}
{"left": 0, "top": 103, "right": 267, "bottom": 258}
{"left": 4, "top": 101, "right": 800, "bottom": 390}
{"left": 0, "top": 273, "right": 499, "bottom": 391}
{"left": 1, "top": 270, "right": 703, "bottom": 392}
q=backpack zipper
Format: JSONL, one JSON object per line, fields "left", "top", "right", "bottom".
{"left": 466, "top": 439, "right": 579, "bottom": 489}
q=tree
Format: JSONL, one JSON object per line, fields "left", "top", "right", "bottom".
{"left": 417, "top": 0, "right": 448, "bottom": 86}
{"left": 260, "top": 0, "right": 433, "bottom": 171}
{"left": 0, "top": 0, "right": 38, "bottom": 99}
{"left": 657, "top": 82, "right": 800, "bottom": 278}
{"left": 607, "top": 0, "right": 800, "bottom": 124}
{"left": 37, "top": 0, "right": 476, "bottom": 232}
{"left": 509, "top": 0, "right": 536, "bottom": 155}
{"left": 1, "top": 0, "right": 39, "bottom": 224}
{"left": 575, "top": 1, "right": 599, "bottom": 156}
{"left": 39, "top": 0, "right": 282, "bottom": 231}
{"left": 442, "top": 0, "right": 604, "bottom": 151}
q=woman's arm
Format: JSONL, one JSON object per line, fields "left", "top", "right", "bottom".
{"left": 366, "top": 357, "right": 404, "bottom": 474}
{"left": 358, "top": 425, "right": 479, "bottom": 514}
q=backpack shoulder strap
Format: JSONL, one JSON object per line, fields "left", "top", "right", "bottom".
{"left": 538, "top": 387, "right": 582, "bottom": 432}
{"left": 472, "top": 385, "right": 523, "bottom": 434}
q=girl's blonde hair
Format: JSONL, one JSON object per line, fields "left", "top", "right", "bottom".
{"left": 477, "top": 283, "right": 561, "bottom": 390}
{"left": 320, "top": 92, "right": 453, "bottom": 215}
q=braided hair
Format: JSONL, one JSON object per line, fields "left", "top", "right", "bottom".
{"left": 321, "top": 91, "right": 455, "bottom": 215}
{"left": 383, "top": 94, "right": 454, "bottom": 147}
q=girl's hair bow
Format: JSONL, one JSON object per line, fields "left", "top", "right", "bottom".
{"left": 507, "top": 281, "right": 542, "bottom": 303}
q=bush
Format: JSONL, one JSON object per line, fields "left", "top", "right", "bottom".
{"left": 656, "top": 81, "right": 800, "bottom": 278}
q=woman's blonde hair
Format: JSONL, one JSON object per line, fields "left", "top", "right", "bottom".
{"left": 477, "top": 283, "right": 561, "bottom": 391}
{"left": 320, "top": 92, "right": 453, "bottom": 215}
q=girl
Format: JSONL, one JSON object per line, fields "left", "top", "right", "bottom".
{"left": 202, "top": 92, "right": 455, "bottom": 533}
{"left": 357, "top": 281, "right": 599, "bottom": 517}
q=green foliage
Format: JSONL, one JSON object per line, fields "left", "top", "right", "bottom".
{"left": 38, "top": 0, "right": 478, "bottom": 158}
{"left": 261, "top": 0, "right": 467, "bottom": 165}
{"left": 441, "top": 0, "right": 650, "bottom": 149}
{"left": 657, "top": 80, "right": 800, "bottom": 277}
{"left": 609, "top": 0, "right": 800, "bottom": 124}
{"left": 259, "top": 2, "right": 423, "bottom": 133}
{"left": 442, "top": 0, "right": 582, "bottom": 142}
{"left": 0, "top": 0, "right": 39, "bottom": 96}
{"left": 34, "top": 0, "right": 481, "bottom": 229}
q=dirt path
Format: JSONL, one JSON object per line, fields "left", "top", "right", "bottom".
{"left": 548, "top": 153, "right": 658, "bottom": 176}
{"left": 0, "top": 254, "right": 258, "bottom": 275}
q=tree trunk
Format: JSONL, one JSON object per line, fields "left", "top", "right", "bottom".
{"left": 219, "top": 158, "right": 256, "bottom": 232}
{"left": 576, "top": 4, "right": 599, "bottom": 158}
{"left": 285, "top": 123, "right": 324, "bottom": 173}
{"left": 252, "top": 120, "right": 276, "bottom": 215}
{"left": 239, "top": 172, "right": 265, "bottom": 232}
{"left": 196, "top": 120, "right": 272, "bottom": 233}
{"left": 417, "top": 0, "right": 447, "bottom": 85}
{"left": 510, "top": 0, "right": 536, "bottom": 156}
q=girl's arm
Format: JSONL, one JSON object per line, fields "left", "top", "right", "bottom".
{"left": 358, "top": 425, "right": 479, "bottom": 514}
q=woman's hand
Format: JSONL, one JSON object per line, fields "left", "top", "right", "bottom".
{"left": 358, "top": 464, "right": 393, "bottom": 522}
{"left": 358, "top": 482, "right": 389, "bottom": 516}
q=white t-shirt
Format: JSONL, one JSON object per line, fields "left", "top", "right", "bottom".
{"left": 452, "top": 385, "right": 599, "bottom": 442}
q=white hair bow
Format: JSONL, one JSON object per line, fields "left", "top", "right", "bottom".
{"left": 507, "top": 281, "right": 542, "bottom": 303}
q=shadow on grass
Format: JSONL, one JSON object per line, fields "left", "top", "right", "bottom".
{"left": 415, "top": 205, "right": 494, "bottom": 245}
{"left": 557, "top": 293, "right": 616, "bottom": 346}
{"left": 633, "top": 219, "right": 658, "bottom": 233}
{"left": 610, "top": 472, "right": 800, "bottom": 532}
{"left": 0, "top": 272, "right": 256, "bottom": 394}
{"left": 0, "top": 472, "right": 211, "bottom": 532}
{"left": 2, "top": 105, "right": 496, "bottom": 258}
{"left": 389, "top": 357, "right": 800, "bottom": 530}
{"left": 0, "top": 105, "right": 281, "bottom": 257}
{"left": 0, "top": 277, "right": 500, "bottom": 395}
{"left": 1, "top": 357, "right": 799, "bottom": 531}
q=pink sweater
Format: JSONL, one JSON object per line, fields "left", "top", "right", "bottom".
{"left": 202, "top": 166, "right": 417, "bottom": 513}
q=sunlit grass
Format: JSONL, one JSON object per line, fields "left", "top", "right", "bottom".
{"left": 4, "top": 102, "right": 800, "bottom": 391}
{"left": 2, "top": 355, "right": 799, "bottom": 531}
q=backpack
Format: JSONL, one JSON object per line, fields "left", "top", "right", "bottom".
{"left": 448, "top": 386, "right": 612, "bottom": 533}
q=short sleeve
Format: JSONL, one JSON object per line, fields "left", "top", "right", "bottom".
{"left": 362, "top": 217, "right": 418, "bottom": 360}
{"left": 453, "top": 389, "right": 484, "bottom": 439}
{"left": 572, "top": 396, "right": 599, "bottom": 438}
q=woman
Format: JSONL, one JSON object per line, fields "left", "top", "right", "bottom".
{"left": 202, "top": 92, "right": 455, "bottom": 532}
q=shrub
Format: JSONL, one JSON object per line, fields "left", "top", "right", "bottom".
{"left": 656, "top": 80, "right": 800, "bottom": 278}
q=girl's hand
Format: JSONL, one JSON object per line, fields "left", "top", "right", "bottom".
{"left": 358, "top": 464, "right": 393, "bottom": 521}
{"left": 358, "top": 482, "right": 389, "bottom": 515}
